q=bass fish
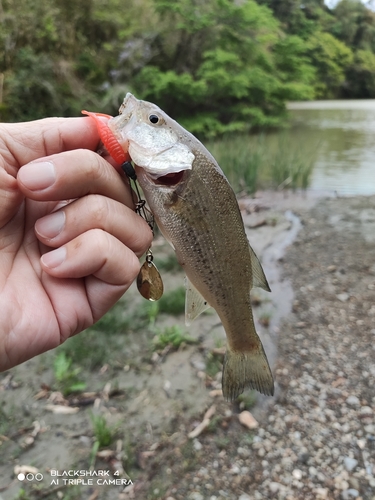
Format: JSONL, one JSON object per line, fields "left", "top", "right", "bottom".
{"left": 87, "top": 94, "right": 274, "bottom": 401}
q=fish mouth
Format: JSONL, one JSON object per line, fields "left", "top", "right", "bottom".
{"left": 152, "top": 171, "right": 185, "bottom": 186}
{"left": 139, "top": 169, "right": 186, "bottom": 187}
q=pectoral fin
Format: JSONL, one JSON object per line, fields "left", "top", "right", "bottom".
{"left": 249, "top": 245, "right": 271, "bottom": 292}
{"left": 185, "top": 277, "right": 211, "bottom": 326}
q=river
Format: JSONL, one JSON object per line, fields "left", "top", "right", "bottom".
{"left": 287, "top": 100, "right": 375, "bottom": 195}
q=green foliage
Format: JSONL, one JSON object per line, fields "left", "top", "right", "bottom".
{"left": 89, "top": 412, "right": 116, "bottom": 467}
{"left": 330, "top": 0, "right": 375, "bottom": 52}
{"left": 12, "top": 489, "right": 31, "bottom": 500}
{"left": 306, "top": 31, "right": 353, "bottom": 97}
{"left": 157, "top": 286, "right": 186, "bottom": 315}
{"left": 344, "top": 48, "right": 375, "bottom": 97}
{"left": 153, "top": 325, "right": 197, "bottom": 350}
{"left": 205, "top": 352, "right": 223, "bottom": 378}
{"left": 207, "top": 131, "right": 317, "bottom": 193}
{"left": 53, "top": 352, "right": 86, "bottom": 396}
{"left": 90, "top": 413, "right": 115, "bottom": 448}
{"left": 56, "top": 302, "right": 132, "bottom": 370}
{"left": 268, "top": 133, "right": 316, "bottom": 190}
{"left": 157, "top": 253, "right": 180, "bottom": 273}
{"left": 135, "top": 0, "right": 316, "bottom": 136}
{"left": 89, "top": 302, "right": 131, "bottom": 334}
{"left": 237, "top": 390, "right": 257, "bottom": 410}
{"left": 2, "top": 0, "right": 375, "bottom": 131}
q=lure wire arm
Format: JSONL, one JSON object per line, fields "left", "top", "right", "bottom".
{"left": 121, "top": 161, "right": 155, "bottom": 234}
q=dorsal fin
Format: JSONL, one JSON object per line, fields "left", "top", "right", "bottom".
{"left": 185, "top": 277, "right": 211, "bottom": 326}
{"left": 249, "top": 245, "right": 271, "bottom": 292}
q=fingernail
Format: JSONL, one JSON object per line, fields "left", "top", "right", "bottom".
{"left": 19, "top": 161, "right": 56, "bottom": 190}
{"left": 35, "top": 211, "right": 65, "bottom": 239}
{"left": 41, "top": 247, "right": 66, "bottom": 268}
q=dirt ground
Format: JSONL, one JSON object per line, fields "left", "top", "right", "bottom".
{"left": 1, "top": 192, "right": 375, "bottom": 500}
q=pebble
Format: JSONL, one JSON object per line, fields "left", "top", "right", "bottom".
{"left": 269, "top": 482, "right": 282, "bottom": 493}
{"left": 193, "top": 439, "right": 203, "bottom": 451}
{"left": 315, "top": 488, "right": 329, "bottom": 499}
{"left": 344, "top": 457, "right": 358, "bottom": 472}
{"left": 292, "top": 469, "right": 303, "bottom": 480}
{"left": 238, "top": 495, "right": 251, "bottom": 500}
{"left": 189, "top": 493, "right": 204, "bottom": 500}
{"left": 337, "top": 293, "right": 349, "bottom": 302}
{"left": 341, "top": 489, "right": 359, "bottom": 499}
{"left": 238, "top": 411, "right": 258, "bottom": 429}
{"left": 346, "top": 396, "right": 360, "bottom": 407}
{"left": 360, "top": 406, "right": 373, "bottom": 415}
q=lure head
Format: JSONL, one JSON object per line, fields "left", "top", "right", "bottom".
{"left": 107, "top": 93, "right": 195, "bottom": 177}
{"left": 82, "top": 110, "right": 130, "bottom": 165}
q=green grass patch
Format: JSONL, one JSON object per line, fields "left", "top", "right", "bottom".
{"left": 207, "top": 132, "right": 317, "bottom": 193}
{"left": 157, "top": 286, "right": 186, "bottom": 315}
{"left": 205, "top": 352, "right": 223, "bottom": 378}
{"left": 153, "top": 325, "right": 197, "bottom": 351}
{"left": 89, "top": 301, "right": 131, "bottom": 334}
{"left": 89, "top": 412, "right": 116, "bottom": 467}
{"left": 207, "top": 134, "right": 264, "bottom": 194}
{"left": 156, "top": 253, "right": 181, "bottom": 273}
{"left": 90, "top": 413, "right": 115, "bottom": 448}
{"left": 53, "top": 352, "right": 86, "bottom": 396}
{"left": 237, "top": 390, "right": 257, "bottom": 410}
{"left": 57, "top": 329, "right": 127, "bottom": 371}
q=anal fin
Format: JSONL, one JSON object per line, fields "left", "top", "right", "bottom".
{"left": 249, "top": 245, "right": 271, "bottom": 292}
{"left": 185, "top": 277, "right": 211, "bottom": 326}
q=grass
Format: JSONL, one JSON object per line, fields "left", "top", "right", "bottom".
{"left": 207, "top": 415, "right": 223, "bottom": 432}
{"left": 90, "top": 413, "right": 115, "bottom": 448}
{"left": 88, "top": 300, "right": 131, "bottom": 333}
{"left": 237, "top": 390, "right": 257, "bottom": 410}
{"left": 53, "top": 352, "right": 86, "bottom": 396}
{"left": 153, "top": 325, "right": 197, "bottom": 351}
{"left": 205, "top": 352, "right": 223, "bottom": 378}
{"left": 57, "top": 299, "right": 147, "bottom": 370}
{"left": 139, "top": 286, "right": 186, "bottom": 325}
{"left": 206, "top": 131, "right": 317, "bottom": 193}
{"left": 156, "top": 253, "right": 181, "bottom": 273}
{"left": 157, "top": 286, "right": 186, "bottom": 315}
{"left": 89, "top": 412, "right": 116, "bottom": 467}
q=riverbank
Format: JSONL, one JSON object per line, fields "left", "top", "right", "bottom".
{"left": 135, "top": 193, "right": 375, "bottom": 500}
{"left": 1, "top": 192, "right": 374, "bottom": 500}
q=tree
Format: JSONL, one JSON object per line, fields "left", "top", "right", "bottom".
{"left": 330, "top": 0, "right": 375, "bottom": 52}
{"left": 306, "top": 31, "right": 353, "bottom": 97}
{"left": 344, "top": 48, "right": 375, "bottom": 96}
{"left": 132, "top": 0, "right": 316, "bottom": 136}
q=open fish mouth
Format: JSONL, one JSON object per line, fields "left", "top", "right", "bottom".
{"left": 143, "top": 169, "right": 186, "bottom": 186}
{"left": 153, "top": 170, "right": 185, "bottom": 186}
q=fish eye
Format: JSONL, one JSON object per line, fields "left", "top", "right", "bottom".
{"left": 149, "top": 114, "right": 160, "bottom": 124}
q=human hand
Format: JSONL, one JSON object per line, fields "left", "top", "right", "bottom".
{"left": 0, "top": 117, "right": 152, "bottom": 370}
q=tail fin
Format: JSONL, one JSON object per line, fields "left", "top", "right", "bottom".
{"left": 222, "top": 346, "right": 274, "bottom": 401}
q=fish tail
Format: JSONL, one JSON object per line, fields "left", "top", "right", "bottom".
{"left": 222, "top": 345, "right": 274, "bottom": 401}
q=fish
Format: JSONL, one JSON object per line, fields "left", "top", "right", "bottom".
{"left": 99, "top": 93, "right": 274, "bottom": 401}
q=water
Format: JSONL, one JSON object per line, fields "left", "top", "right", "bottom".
{"left": 287, "top": 100, "right": 375, "bottom": 195}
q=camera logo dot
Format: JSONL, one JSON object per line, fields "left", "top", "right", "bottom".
{"left": 17, "top": 472, "right": 43, "bottom": 481}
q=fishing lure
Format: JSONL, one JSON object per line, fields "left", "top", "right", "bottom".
{"left": 121, "top": 161, "right": 164, "bottom": 302}
{"left": 82, "top": 110, "right": 163, "bottom": 301}
{"left": 81, "top": 110, "right": 130, "bottom": 165}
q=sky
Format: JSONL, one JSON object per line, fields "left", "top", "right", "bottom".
{"left": 325, "top": 0, "right": 374, "bottom": 9}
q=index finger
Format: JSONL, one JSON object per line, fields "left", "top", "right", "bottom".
{"left": 0, "top": 117, "right": 100, "bottom": 169}
{"left": 17, "top": 149, "right": 133, "bottom": 207}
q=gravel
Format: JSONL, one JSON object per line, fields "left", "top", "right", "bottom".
{"left": 125, "top": 196, "right": 375, "bottom": 500}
